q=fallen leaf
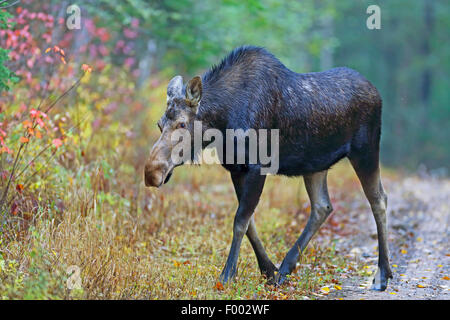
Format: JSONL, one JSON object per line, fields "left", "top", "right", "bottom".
{"left": 401, "top": 249, "right": 408, "bottom": 254}
{"left": 334, "top": 285, "right": 342, "bottom": 290}
{"left": 215, "top": 281, "right": 224, "bottom": 291}
{"left": 320, "top": 286, "right": 330, "bottom": 294}
{"left": 417, "top": 284, "right": 426, "bottom": 288}
{"left": 442, "top": 276, "right": 450, "bottom": 281}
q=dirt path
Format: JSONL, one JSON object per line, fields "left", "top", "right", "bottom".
{"left": 326, "top": 175, "right": 450, "bottom": 300}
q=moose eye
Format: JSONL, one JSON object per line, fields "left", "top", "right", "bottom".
{"left": 177, "top": 122, "right": 186, "bottom": 129}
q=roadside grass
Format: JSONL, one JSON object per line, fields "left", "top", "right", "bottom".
{"left": 1, "top": 159, "right": 370, "bottom": 299}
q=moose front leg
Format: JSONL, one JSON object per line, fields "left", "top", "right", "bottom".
{"left": 230, "top": 172, "right": 277, "bottom": 280}
{"left": 219, "top": 169, "right": 266, "bottom": 284}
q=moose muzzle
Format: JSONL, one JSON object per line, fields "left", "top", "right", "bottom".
{"left": 144, "top": 138, "right": 175, "bottom": 187}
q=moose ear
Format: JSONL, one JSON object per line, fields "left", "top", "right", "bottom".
{"left": 167, "top": 75, "right": 183, "bottom": 101}
{"left": 185, "top": 76, "right": 202, "bottom": 108}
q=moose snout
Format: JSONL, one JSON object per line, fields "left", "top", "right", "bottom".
{"left": 144, "top": 162, "right": 166, "bottom": 187}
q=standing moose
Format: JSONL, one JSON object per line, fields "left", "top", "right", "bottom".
{"left": 144, "top": 46, "right": 392, "bottom": 291}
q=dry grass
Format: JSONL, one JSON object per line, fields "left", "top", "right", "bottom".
{"left": 1, "top": 158, "right": 376, "bottom": 299}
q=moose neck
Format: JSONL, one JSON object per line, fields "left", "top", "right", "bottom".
{"left": 195, "top": 83, "right": 231, "bottom": 134}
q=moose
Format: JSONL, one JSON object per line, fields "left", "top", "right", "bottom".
{"left": 144, "top": 46, "right": 392, "bottom": 291}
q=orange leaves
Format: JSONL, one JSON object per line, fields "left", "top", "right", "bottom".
{"left": 20, "top": 136, "right": 29, "bottom": 143}
{"left": 22, "top": 120, "right": 32, "bottom": 128}
{"left": 44, "top": 45, "right": 67, "bottom": 65}
{"left": 81, "top": 63, "right": 93, "bottom": 73}
{"left": 173, "top": 259, "right": 191, "bottom": 268}
{"left": 215, "top": 281, "right": 224, "bottom": 291}
{"left": 16, "top": 184, "right": 24, "bottom": 193}
{"left": 173, "top": 260, "right": 181, "bottom": 267}
{"left": 22, "top": 116, "right": 43, "bottom": 140}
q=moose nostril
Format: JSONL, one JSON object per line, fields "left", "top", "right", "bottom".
{"left": 144, "top": 172, "right": 156, "bottom": 187}
{"left": 144, "top": 164, "right": 165, "bottom": 187}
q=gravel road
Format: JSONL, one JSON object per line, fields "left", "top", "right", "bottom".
{"left": 326, "top": 175, "right": 450, "bottom": 300}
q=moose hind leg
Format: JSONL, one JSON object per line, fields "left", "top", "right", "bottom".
{"left": 351, "top": 161, "right": 392, "bottom": 291}
{"left": 277, "top": 170, "right": 333, "bottom": 285}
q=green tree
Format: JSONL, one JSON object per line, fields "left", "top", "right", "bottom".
{"left": 0, "top": 6, "right": 18, "bottom": 92}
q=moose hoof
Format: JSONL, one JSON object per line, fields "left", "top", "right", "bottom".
{"left": 370, "top": 267, "right": 389, "bottom": 291}
{"left": 262, "top": 270, "right": 277, "bottom": 285}
{"left": 261, "top": 264, "right": 278, "bottom": 282}
{"left": 273, "top": 272, "right": 289, "bottom": 286}
{"left": 219, "top": 267, "right": 237, "bottom": 284}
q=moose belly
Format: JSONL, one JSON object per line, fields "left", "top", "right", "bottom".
{"left": 277, "top": 141, "right": 351, "bottom": 176}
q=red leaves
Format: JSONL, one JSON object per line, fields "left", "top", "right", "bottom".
{"left": 52, "top": 138, "right": 63, "bottom": 148}
{"left": 0, "top": 127, "right": 12, "bottom": 154}
{"left": 29, "top": 108, "right": 38, "bottom": 117}
{"left": 0, "top": 145, "right": 13, "bottom": 154}
{"left": 11, "top": 202, "right": 18, "bottom": 216}
{"left": 29, "top": 109, "right": 47, "bottom": 127}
